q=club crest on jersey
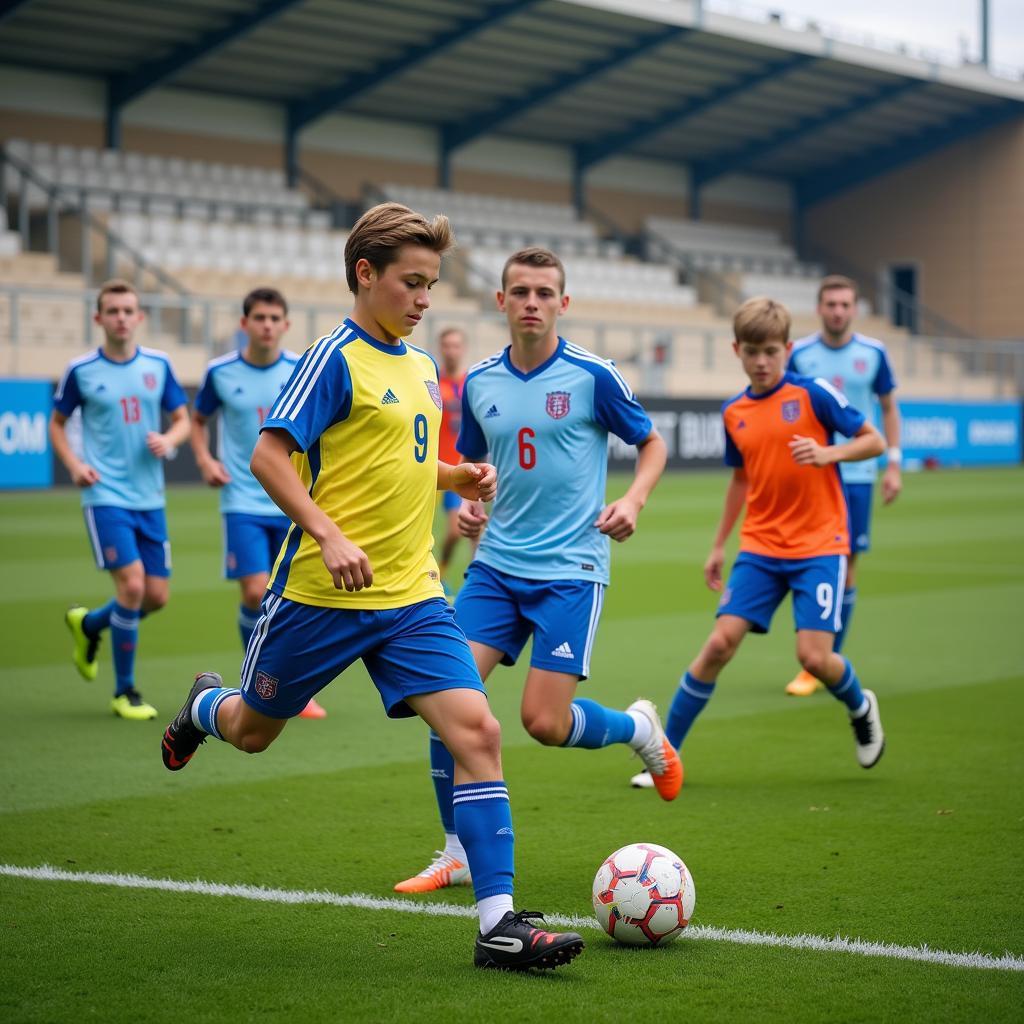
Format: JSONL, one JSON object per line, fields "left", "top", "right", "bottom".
{"left": 854, "top": 358, "right": 868, "bottom": 374}
{"left": 143, "top": 373, "right": 157, "bottom": 390}
{"left": 254, "top": 671, "right": 278, "bottom": 700}
{"left": 425, "top": 380, "right": 443, "bottom": 410}
{"left": 781, "top": 399, "right": 801, "bottom": 423}
{"left": 546, "top": 390, "right": 571, "bottom": 419}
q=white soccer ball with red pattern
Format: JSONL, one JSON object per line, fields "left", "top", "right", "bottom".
{"left": 592, "top": 842, "right": 695, "bottom": 946}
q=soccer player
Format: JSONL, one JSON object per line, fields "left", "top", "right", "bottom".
{"left": 52, "top": 279, "right": 190, "bottom": 720}
{"left": 159, "top": 204, "right": 584, "bottom": 972}
{"left": 435, "top": 326, "right": 474, "bottom": 589}
{"left": 394, "top": 247, "right": 676, "bottom": 896}
{"left": 191, "top": 288, "right": 326, "bottom": 720}
{"left": 783, "top": 275, "right": 902, "bottom": 696}
{"left": 632, "top": 297, "right": 885, "bottom": 790}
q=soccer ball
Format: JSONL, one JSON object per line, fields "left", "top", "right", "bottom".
{"left": 592, "top": 842, "right": 695, "bottom": 946}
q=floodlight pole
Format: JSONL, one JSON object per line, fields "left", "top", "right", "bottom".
{"left": 980, "top": 0, "right": 990, "bottom": 67}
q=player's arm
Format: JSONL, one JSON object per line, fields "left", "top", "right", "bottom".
{"left": 147, "top": 405, "right": 190, "bottom": 459}
{"left": 705, "top": 469, "right": 747, "bottom": 591}
{"left": 879, "top": 391, "right": 902, "bottom": 504}
{"left": 189, "top": 410, "right": 231, "bottom": 487}
{"left": 596, "top": 428, "right": 667, "bottom": 542}
{"left": 48, "top": 410, "right": 99, "bottom": 487}
{"left": 789, "top": 422, "right": 884, "bottom": 467}
{"left": 251, "top": 427, "right": 372, "bottom": 591}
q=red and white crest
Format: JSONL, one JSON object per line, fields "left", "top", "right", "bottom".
{"left": 545, "top": 390, "right": 571, "bottom": 419}
{"left": 853, "top": 358, "right": 868, "bottom": 374}
{"left": 254, "top": 671, "right": 278, "bottom": 700}
{"left": 143, "top": 373, "right": 157, "bottom": 390}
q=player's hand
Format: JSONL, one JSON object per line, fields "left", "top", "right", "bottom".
{"left": 704, "top": 546, "right": 725, "bottom": 591}
{"left": 595, "top": 496, "right": 642, "bottom": 542}
{"left": 320, "top": 530, "right": 373, "bottom": 592}
{"left": 71, "top": 462, "right": 100, "bottom": 487}
{"left": 146, "top": 431, "right": 175, "bottom": 459}
{"left": 788, "top": 434, "right": 831, "bottom": 467}
{"left": 199, "top": 458, "right": 231, "bottom": 487}
{"left": 458, "top": 501, "right": 489, "bottom": 540}
{"left": 451, "top": 462, "right": 497, "bottom": 503}
{"left": 881, "top": 464, "right": 902, "bottom": 504}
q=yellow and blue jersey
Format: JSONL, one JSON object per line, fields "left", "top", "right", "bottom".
{"left": 194, "top": 349, "right": 300, "bottom": 516}
{"left": 53, "top": 347, "right": 187, "bottom": 510}
{"left": 261, "top": 319, "right": 444, "bottom": 610}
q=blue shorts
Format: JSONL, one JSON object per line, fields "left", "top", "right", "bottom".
{"left": 843, "top": 482, "right": 873, "bottom": 554}
{"left": 717, "top": 552, "right": 848, "bottom": 635}
{"left": 223, "top": 513, "right": 291, "bottom": 579}
{"left": 441, "top": 490, "right": 461, "bottom": 513}
{"left": 240, "top": 595, "right": 484, "bottom": 720}
{"left": 454, "top": 560, "right": 605, "bottom": 679}
{"left": 83, "top": 505, "right": 171, "bottom": 577}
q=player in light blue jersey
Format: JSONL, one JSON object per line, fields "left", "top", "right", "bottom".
{"left": 191, "top": 288, "right": 326, "bottom": 721}
{"left": 783, "top": 275, "right": 902, "bottom": 697}
{"left": 51, "top": 279, "right": 190, "bottom": 720}
{"left": 394, "top": 247, "right": 677, "bottom": 895}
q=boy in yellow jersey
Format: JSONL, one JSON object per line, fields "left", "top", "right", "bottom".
{"left": 159, "top": 203, "right": 584, "bottom": 972}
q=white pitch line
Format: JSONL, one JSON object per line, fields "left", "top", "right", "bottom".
{"left": 3, "top": 863, "right": 1022, "bottom": 973}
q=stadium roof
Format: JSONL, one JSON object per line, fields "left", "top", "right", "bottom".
{"left": 1, "top": 0, "right": 1022, "bottom": 207}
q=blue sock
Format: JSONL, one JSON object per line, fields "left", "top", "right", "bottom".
{"left": 83, "top": 599, "right": 116, "bottom": 637}
{"left": 561, "top": 698, "right": 635, "bottom": 749}
{"left": 109, "top": 603, "right": 140, "bottom": 696}
{"left": 429, "top": 730, "right": 456, "bottom": 834}
{"left": 452, "top": 781, "right": 514, "bottom": 900}
{"left": 833, "top": 588, "right": 856, "bottom": 653}
{"left": 827, "top": 658, "right": 867, "bottom": 715}
{"left": 239, "top": 605, "right": 261, "bottom": 649}
{"left": 665, "top": 672, "right": 716, "bottom": 749}
{"left": 191, "top": 686, "right": 241, "bottom": 740}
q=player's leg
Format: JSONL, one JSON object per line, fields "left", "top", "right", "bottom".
{"left": 372, "top": 599, "right": 582, "bottom": 969}
{"left": 161, "top": 594, "right": 343, "bottom": 770}
{"left": 791, "top": 555, "right": 884, "bottom": 768}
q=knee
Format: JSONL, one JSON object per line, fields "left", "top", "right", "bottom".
{"left": 145, "top": 588, "right": 169, "bottom": 613}
{"left": 237, "top": 731, "right": 273, "bottom": 755}
{"left": 704, "top": 629, "right": 738, "bottom": 665}
{"left": 521, "top": 709, "right": 566, "bottom": 747}
{"left": 240, "top": 583, "right": 264, "bottom": 609}
{"left": 117, "top": 576, "right": 145, "bottom": 606}
{"left": 798, "top": 649, "right": 829, "bottom": 679}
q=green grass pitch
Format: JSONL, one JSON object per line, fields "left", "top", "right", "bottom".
{"left": 2, "top": 468, "right": 1022, "bottom": 1022}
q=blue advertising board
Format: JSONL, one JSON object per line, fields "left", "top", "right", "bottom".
{"left": 0, "top": 379, "right": 52, "bottom": 489}
{"left": 899, "top": 399, "right": 1022, "bottom": 468}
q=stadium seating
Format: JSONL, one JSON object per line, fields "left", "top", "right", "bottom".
{"left": 3, "top": 139, "right": 318, "bottom": 225}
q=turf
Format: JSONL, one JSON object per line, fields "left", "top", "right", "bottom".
{"left": 2, "top": 468, "right": 1023, "bottom": 1022}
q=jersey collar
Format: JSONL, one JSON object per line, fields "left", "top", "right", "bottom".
{"left": 745, "top": 371, "right": 792, "bottom": 401}
{"left": 501, "top": 337, "right": 565, "bottom": 381}
{"left": 344, "top": 318, "right": 407, "bottom": 355}
{"left": 97, "top": 345, "right": 141, "bottom": 366}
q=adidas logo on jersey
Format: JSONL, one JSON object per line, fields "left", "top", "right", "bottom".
{"left": 484, "top": 404, "right": 500, "bottom": 418}
{"left": 551, "top": 642, "right": 575, "bottom": 659}
{"left": 381, "top": 388, "right": 399, "bottom": 405}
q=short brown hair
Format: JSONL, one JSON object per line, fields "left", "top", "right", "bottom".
{"left": 501, "top": 247, "right": 565, "bottom": 293}
{"left": 733, "top": 296, "right": 791, "bottom": 345}
{"left": 344, "top": 202, "right": 454, "bottom": 294}
{"left": 817, "top": 274, "right": 858, "bottom": 302}
{"left": 96, "top": 278, "right": 138, "bottom": 313}
{"left": 243, "top": 287, "right": 288, "bottom": 317}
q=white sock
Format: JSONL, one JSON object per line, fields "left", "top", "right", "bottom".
{"left": 626, "top": 709, "right": 653, "bottom": 749}
{"left": 851, "top": 698, "right": 869, "bottom": 718}
{"left": 443, "top": 832, "right": 467, "bottom": 863}
{"left": 478, "top": 894, "right": 514, "bottom": 935}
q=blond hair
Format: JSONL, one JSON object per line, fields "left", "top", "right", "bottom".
{"left": 96, "top": 278, "right": 139, "bottom": 313}
{"left": 344, "top": 202, "right": 454, "bottom": 294}
{"left": 817, "top": 274, "right": 858, "bottom": 302}
{"left": 733, "top": 296, "right": 791, "bottom": 345}
{"left": 501, "top": 246, "right": 565, "bottom": 293}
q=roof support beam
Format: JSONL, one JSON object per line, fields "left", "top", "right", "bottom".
{"left": 797, "top": 102, "right": 1023, "bottom": 207}
{"left": 441, "top": 25, "right": 692, "bottom": 156}
{"left": 692, "top": 78, "right": 924, "bottom": 189}
{"left": 288, "top": 0, "right": 540, "bottom": 134}
{"left": 108, "top": 0, "right": 305, "bottom": 113}
{"left": 577, "top": 53, "right": 814, "bottom": 171}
